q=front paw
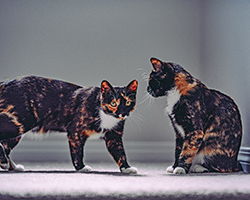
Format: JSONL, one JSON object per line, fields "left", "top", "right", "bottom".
{"left": 0, "top": 162, "right": 10, "bottom": 170}
{"left": 121, "top": 166, "right": 138, "bottom": 174}
{"left": 9, "top": 164, "right": 25, "bottom": 171}
{"left": 8, "top": 159, "right": 24, "bottom": 171}
{"left": 166, "top": 166, "right": 174, "bottom": 173}
{"left": 173, "top": 167, "right": 186, "bottom": 174}
{"left": 78, "top": 165, "right": 92, "bottom": 172}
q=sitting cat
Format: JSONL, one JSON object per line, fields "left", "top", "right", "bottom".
{"left": 147, "top": 58, "right": 242, "bottom": 174}
{"left": 0, "top": 76, "right": 138, "bottom": 174}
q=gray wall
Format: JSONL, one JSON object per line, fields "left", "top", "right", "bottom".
{"left": 0, "top": 1, "right": 249, "bottom": 147}
{"left": 200, "top": 0, "right": 250, "bottom": 146}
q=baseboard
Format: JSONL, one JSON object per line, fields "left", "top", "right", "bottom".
{"left": 238, "top": 147, "right": 250, "bottom": 172}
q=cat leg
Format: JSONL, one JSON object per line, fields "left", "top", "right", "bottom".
{"left": 167, "top": 136, "right": 183, "bottom": 173}
{"left": 0, "top": 143, "right": 9, "bottom": 170}
{"left": 104, "top": 131, "right": 137, "bottom": 174}
{"left": 1, "top": 136, "right": 24, "bottom": 171}
{"left": 174, "top": 130, "right": 204, "bottom": 174}
{"left": 67, "top": 131, "right": 91, "bottom": 171}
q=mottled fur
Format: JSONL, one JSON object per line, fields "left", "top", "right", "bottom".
{"left": 147, "top": 58, "right": 242, "bottom": 173}
{"left": 0, "top": 76, "right": 138, "bottom": 173}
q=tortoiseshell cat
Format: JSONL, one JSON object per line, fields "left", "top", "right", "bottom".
{"left": 0, "top": 76, "right": 138, "bottom": 174}
{"left": 147, "top": 58, "right": 242, "bottom": 174}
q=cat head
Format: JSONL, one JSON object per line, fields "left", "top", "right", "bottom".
{"left": 101, "top": 80, "right": 138, "bottom": 120}
{"left": 147, "top": 57, "right": 176, "bottom": 97}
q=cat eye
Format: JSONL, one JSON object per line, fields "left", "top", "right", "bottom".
{"left": 110, "top": 101, "right": 117, "bottom": 107}
{"left": 126, "top": 101, "right": 131, "bottom": 106}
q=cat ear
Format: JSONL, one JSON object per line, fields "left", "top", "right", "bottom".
{"left": 127, "top": 80, "right": 138, "bottom": 93}
{"left": 101, "top": 80, "right": 114, "bottom": 94}
{"left": 150, "top": 57, "right": 163, "bottom": 71}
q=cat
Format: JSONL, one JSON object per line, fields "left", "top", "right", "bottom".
{"left": 147, "top": 57, "right": 242, "bottom": 174}
{"left": 0, "top": 76, "right": 138, "bottom": 174}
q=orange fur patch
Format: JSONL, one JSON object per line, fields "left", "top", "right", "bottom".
{"left": 175, "top": 73, "right": 197, "bottom": 95}
{"left": 84, "top": 129, "right": 97, "bottom": 137}
{"left": 203, "top": 132, "right": 218, "bottom": 141}
{"left": 180, "top": 131, "right": 204, "bottom": 164}
{"left": 0, "top": 104, "right": 24, "bottom": 134}
{"left": 151, "top": 59, "right": 162, "bottom": 71}
{"left": 128, "top": 80, "right": 138, "bottom": 92}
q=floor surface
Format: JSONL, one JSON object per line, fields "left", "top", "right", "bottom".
{"left": 1, "top": 162, "right": 250, "bottom": 200}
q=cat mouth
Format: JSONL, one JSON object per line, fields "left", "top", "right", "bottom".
{"left": 147, "top": 86, "right": 157, "bottom": 97}
{"left": 117, "top": 114, "right": 128, "bottom": 120}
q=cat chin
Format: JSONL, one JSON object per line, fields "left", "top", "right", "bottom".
{"left": 120, "top": 166, "right": 138, "bottom": 174}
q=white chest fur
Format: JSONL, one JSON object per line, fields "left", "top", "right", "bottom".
{"left": 165, "top": 87, "right": 181, "bottom": 115}
{"left": 99, "top": 109, "right": 120, "bottom": 130}
{"left": 165, "top": 87, "right": 185, "bottom": 138}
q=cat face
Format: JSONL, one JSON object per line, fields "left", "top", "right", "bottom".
{"left": 147, "top": 58, "right": 175, "bottom": 97}
{"left": 101, "top": 80, "right": 138, "bottom": 120}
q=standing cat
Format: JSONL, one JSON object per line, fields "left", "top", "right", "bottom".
{"left": 147, "top": 58, "right": 242, "bottom": 174}
{"left": 0, "top": 76, "right": 138, "bottom": 174}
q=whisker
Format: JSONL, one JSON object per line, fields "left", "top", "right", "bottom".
{"left": 136, "top": 68, "right": 148, "bottom": 73}
{"left": 126, "top": 115, "right": 133, "bottom": 131}
{"left": 147, "top": 93, "right": 155, "bottom": 109}
{"left": 141, "top": 76, "right": 149, "bottom": 83}
{"left": 137, "top": 68, "right": 150, "bottom": 83}
{"left": 138, "top": 93, "right": 150, "bottom": 105}
{"left": 138, "top": 92, "right": 155, "bottom": 110}
{"left": 127, "top": 111, "right": 144, "bottom": 133}
{"left": 132, "top": 112, "right": 144, "bottom": 126}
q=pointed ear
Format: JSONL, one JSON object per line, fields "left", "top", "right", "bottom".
{"left": 101, "top": 80, "right": 114, "bottom": 94}
{"left": 127, "top": 80, "right": 138, "bottom": 93}
{"left": 150, "top": 57, "right": 163, "bottom": 71}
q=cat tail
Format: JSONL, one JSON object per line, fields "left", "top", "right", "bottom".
{"left": 234, "top": 161, "right": 243, "bottom": 172}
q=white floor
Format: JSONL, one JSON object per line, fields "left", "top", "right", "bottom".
{"left": 2, "top": 134, "right": 250, "bottom": 199}
{"left": 1, "top": 162, "right": 250, "bottom": 200}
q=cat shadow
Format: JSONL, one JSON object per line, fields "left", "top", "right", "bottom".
{"left": 0, "top": 170, "right": 145, "bottom": 177}
{"left": 164, "top": 171, "right": 247, "bottom": 177}
{"left": 80, "top": 170, "right": 145, "bottom": 177}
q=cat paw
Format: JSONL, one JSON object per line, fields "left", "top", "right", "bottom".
{"left": 13, "top": 164, "right": 25, "bottom": 171}
{"left": 8, "top": 158, "right": 25, "bottom": 171}
{"left": 121, "top": 166, "right": 138, "bottom": 174}
{"left": 190, "top": 165, "right": 208, "bottom": 173}
{"left": 0, "top": 162, "right": 10, "bottom": 170}
{"left": 173, "top": 167, "right": 186, "bottom": 174}
{"left": 79, "top": 165, "right": 92, "bottom": 172}
{"left": 166, "top": 166, "right": 174, "bottom": 173}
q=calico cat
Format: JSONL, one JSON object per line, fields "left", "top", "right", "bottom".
{"left": 147, "top": 58, "right": 242, "bottom": 174}
{"left": 0, "top": 76, "right": 138, "bottom": 174}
